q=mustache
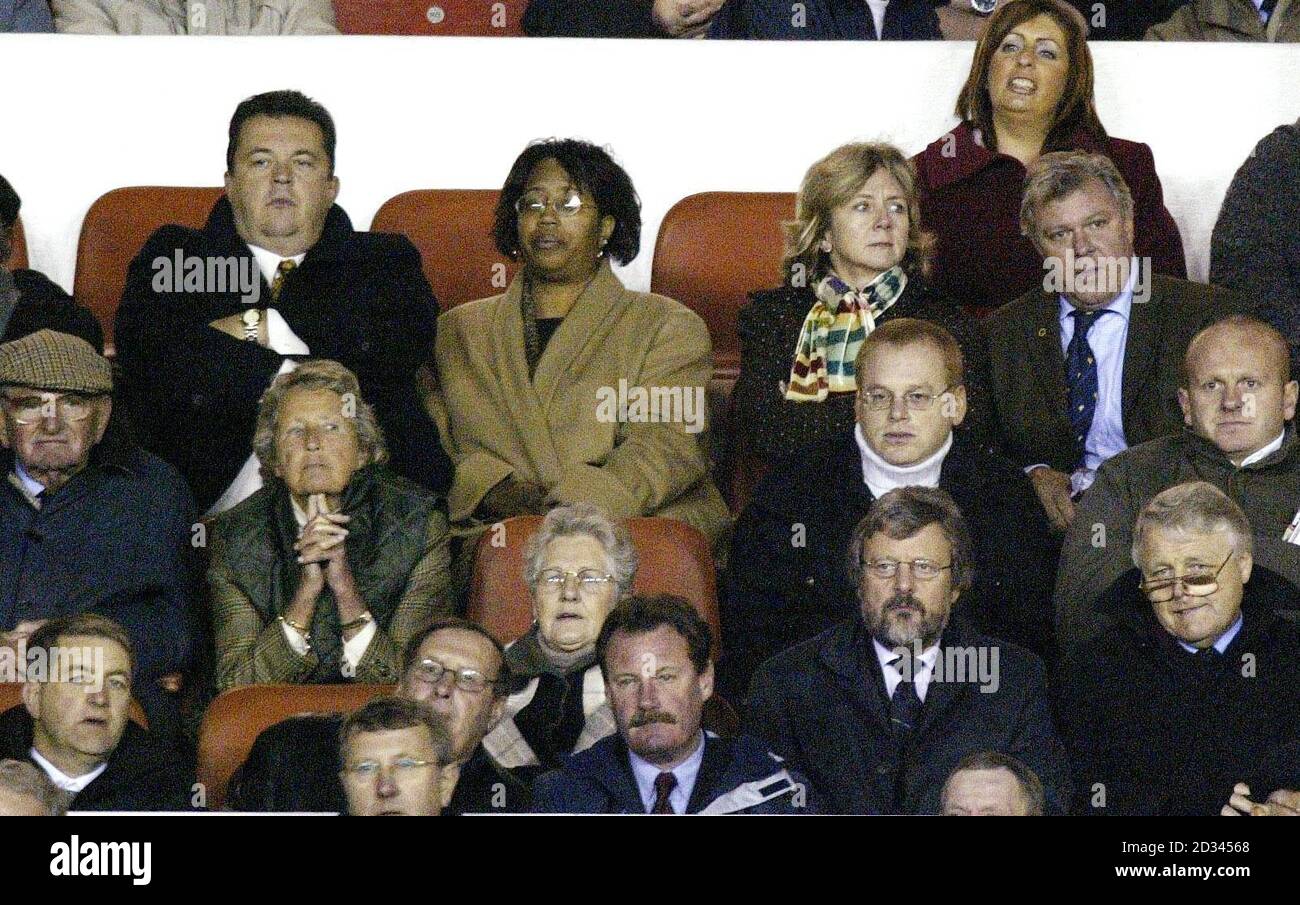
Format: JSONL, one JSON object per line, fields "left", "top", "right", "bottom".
{"left": 886, "top": 592, "right": 921, "bottom": 612}
{"left": 630, "top": 710, "right": 677, "bottom": 728}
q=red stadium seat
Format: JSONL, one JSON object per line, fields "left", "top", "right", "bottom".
{"left": 650, "top": 191, "right": 796, "bottom": 378}
{"left": 0, "top": 688, "right": 149, "bottom": 730}
{"left": 334, "top": 0, "right": 524, "bottom": 36}
{"left": 467, "top": 515, "right": 722, "bottom": 651}
{"left": 6, "top": 216, "right": 28, "bottom": 271}
{"left": 74, "top": 186, "right": 224, "bottom": 355}
{"left": 371, "top": 189, "right": 518, "bottom": 310}
{"left": 196, "top": 683, "right": 393, "bottom": 810}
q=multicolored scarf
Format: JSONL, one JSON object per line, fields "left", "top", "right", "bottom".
{"left": 784, "top": 267, "right": 907, "bottom": 402}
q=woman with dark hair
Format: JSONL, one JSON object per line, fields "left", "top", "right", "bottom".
{"left": 433, "top": 139, "right": 729, "bottom": 569}
{"left": 914, "top": 0, "right": 1187, "bottom": 314}
{"left": 730, "top": 142, "right": 991, "bottom": 468}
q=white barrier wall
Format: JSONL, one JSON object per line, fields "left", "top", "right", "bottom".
{"left": 1, "top": 35, "right": 1297, "bottom": 295}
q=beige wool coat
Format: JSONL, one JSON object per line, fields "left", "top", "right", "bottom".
{"left": 433, "top": 261, "right": 730, "bottom": 552}
{"left": 52, "top": 0, "right": 338, "bottom": 33}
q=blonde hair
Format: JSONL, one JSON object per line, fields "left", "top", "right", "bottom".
{"left": 782, "top": 142, "right": 934, "bottom": 287}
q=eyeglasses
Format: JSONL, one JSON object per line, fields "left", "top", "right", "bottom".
{"left": 537, "top": 568, "right": 615, "bottom": 593}
{"left": 861, "top": 558, "right": 952, "bottom": 581}
{"left": 859, "top": 387, "right": 956, "bottom": 412}
{"left": 342, "top": 757, "right": 436, "bottom": 778}
{"left": 1, "top": 391, "right": 100, "bottom": 425}
{"left": 1139, "top": 553, "right": 1233, "bottom": 603}
{"left": 412, "top": 659, "right": 497, "bottom": 693}
{"left": 514, "top": 189, "right": 587, "bottom": 218}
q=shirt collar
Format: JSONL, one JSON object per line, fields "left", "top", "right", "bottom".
{"left": 1178, "top": 613, "right": 1244, "bottom": 655}
{"left": 1238, "top": 430, "right": 1287, "bottom": 468}
{"left": 872, "top": 636, "right": 941, "bottom": 674}
{"left": 628, "top": 731, "right": 706, "bottom": 812}
{"left": 248, "top": 244, "right": 307, "bottom": 286}
{"left": 1058, "top": 262, "right": 1137, "bottom": 324}
{"left": 13, "top": 458, "right": 45, "bottom": 497}
{"left": 29, "top": 746, "right": 107, "bottom": 793}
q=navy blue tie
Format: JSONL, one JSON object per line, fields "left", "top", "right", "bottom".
{"left": 1262, "top": 0, "right": 1277, "bottom": 20}
{"left": 1066, "top": 309, "right": 1105, "bottom": 452}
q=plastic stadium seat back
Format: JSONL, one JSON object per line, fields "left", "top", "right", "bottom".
{"left": 334, "top": 0, "right": 525, "bottom": 36}
{"left": 467, "top": 515, "right": 722, "bottom": 652}
{"left": 371, "top": 189, "right": 518, "bottom": 310}
{"left": 75, "top": 186, "right": 224, "bottom": 355}
{"left": 196, "top": 683, "right": 393, "bottom": 810}
{"left": 7, "top": 216, "right": 28, "bottom": 270}
{"left": 650, "top": 191, "right": 796, "bottom": 377}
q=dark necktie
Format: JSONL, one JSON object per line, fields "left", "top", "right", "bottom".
{"left": 1262, "top": 0, "right": 1278, "bottom": 21}
{"left": 886, "top": 657, "right": 923, "bottom": 812}
{"left": 270, "top": 259, "right": 297, "bottom": 302}
{"left": 651, "top": 771, "right": 677, "bottom": 814}
{"left": 1066, "top": 309, "right": 1105, "bottom": 452}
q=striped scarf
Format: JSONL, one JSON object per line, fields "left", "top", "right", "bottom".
{"left": 783, "top": 267, "right": 907, "bottom": 402}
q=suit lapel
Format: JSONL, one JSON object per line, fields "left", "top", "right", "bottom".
{"left": 1120, "top": 280, "right": 1163, "bottom": 436}
{"left": 1027, "top": 291, "right": 1075, "bottom": 447}
{"left": 486, "top": 278, "right": 564, "bottom": 476}
{"left": 685, "top": 734, "right": 730, "bottom": 814}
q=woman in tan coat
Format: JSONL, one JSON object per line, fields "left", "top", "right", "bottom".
{"left": 434, "top": 139, "right": 729, "bottom": 570}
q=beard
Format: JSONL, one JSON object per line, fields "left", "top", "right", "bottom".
{"left": 865, "top": 590, "right": 948, "bottom": 649}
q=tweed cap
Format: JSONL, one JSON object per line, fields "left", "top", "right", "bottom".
{"left": 0, "top": 329, "right": 113, "bottom": 394}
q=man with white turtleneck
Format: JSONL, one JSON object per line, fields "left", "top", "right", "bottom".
{"left": 723, "top": 318, "right": 1058, "bottom": 698}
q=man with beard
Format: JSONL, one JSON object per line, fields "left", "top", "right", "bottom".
{"left": 746, "top": 486, "right": 1069, "bottom": 814}
{"left": 533, "top": 595, "right": 813, "bottom": 814}
{"left": 229, "top": 618, "right": 529, "bottom": 814}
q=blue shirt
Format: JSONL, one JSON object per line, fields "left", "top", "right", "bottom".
{"left": 628, "top": 731, "right": 706, "bottom": 814}
{"left": 1253, "top": 0, "right": 1270, "bottom": 23}
{"left": 1059, "top": 267, "right": 1135, "bottom": 490}
{"left": 13, "top": 459, "right": 44, "bottom": 498}
{"left": 1179, "top": 614, "right": 1244, "bottom": 655}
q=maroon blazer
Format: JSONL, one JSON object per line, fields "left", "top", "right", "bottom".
{"left": 913, "top": 122, "right": 1187, "bottom": 316}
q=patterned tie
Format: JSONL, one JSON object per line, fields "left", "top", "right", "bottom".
{"left": 1066, "top": 309, "right": 1105, "bottom": 452}
{"left": 270, "top": 259, "right": 297, "bottom": 302}
{"left": 651, "top": 771, "right": 678, "bottom": 814}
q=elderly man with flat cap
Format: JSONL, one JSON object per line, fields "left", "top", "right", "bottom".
{"left": 0, "top": 330, "right": 196, "bottom": 734}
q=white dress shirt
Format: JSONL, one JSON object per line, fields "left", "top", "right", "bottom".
{"left": 628, "top": 730, "right": 706, "bottom": 814}
{"left": 1240, "top": 430, "right": 1285, "bottom": 468}
{"left": 204, "top": 247, "right": 310, "bottom": 517}
{"left": 30, "top": 747, "right": 106, "bottom": 794}
{"left": 865, "top": 0, "right": 889, "bottom": 37}
{"left": 872, "top": 637, "right": 941, "bottom": 702}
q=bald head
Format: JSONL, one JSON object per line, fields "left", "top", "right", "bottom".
{"left": 1179, "top": 316, "right": 1298, "bottom": 464}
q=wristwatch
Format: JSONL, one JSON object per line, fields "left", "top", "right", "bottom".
{"left": 971, "top": 0, "right": 997, "bottom": 14}
{"left": 241, "top": 307, "right": 262, "bottom": 341}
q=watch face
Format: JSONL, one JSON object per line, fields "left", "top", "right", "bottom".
{"left": 242, "top": 308, "right": 261, "bottom": 327}
{"left": 971, "top": 0, "right": 997, "bottom": 12}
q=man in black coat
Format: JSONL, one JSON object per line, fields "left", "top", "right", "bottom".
{"left": 746, "top": 486, "right": 1070, "bottom": 815}
{"left": 0, "top": 172, "right": 103, "bottom": 350}
{"left": 534, "top": 595, "right": 813, "bottom": 814}
{"left": 229, "top": 618, "right": 530, "bottom": 814}
{"left": 114, "top": 89, "right": 451, "bottom": 515}
{"left": 709, "top": 0, "right": 942, "bottom": 39}
{"left": 723, "top": 318, "right": 1056, "bottom": 697}
{"left": 0, "top": 615, "right": 195, "bottom": 812}
{"left": 1056, "top": 482, "right": 1300, "bottom": 816}
{"left": 0, "top": 330, "right": 195, "bottom": 732}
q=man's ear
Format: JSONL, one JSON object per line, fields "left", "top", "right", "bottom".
{"left": 946, "top": 384, "right": 968, "bottom": 428}
{"left": 697, "top": 660, "right": 715, "bottom": 703}
{"left": 1283, "top": 380, "right": 1299, "bottom": 422}
{"left": 1237, "top": 552, "right": 1253, "bottom": 586}
{"left": 1177, "top": 387, "right": 1192, "bottom": 426}
{"left": 328, "top": 174, "right": 341, "bottom": 207}
{"left": 487, "top": 691, "right": 509, "bottom": 729}
{"left": 223, "top": 171, "right": 233, "bottom": 195}
{"left": 21, "top": 681, "right": 40, "bottom": 720}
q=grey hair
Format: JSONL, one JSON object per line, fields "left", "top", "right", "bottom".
{"left": 1020, "top": 150, "right": 1134, "bottom": 246}
{"left": 0, "top": 758, "right": 69, "bottom": 816}
{"left": 847, "top": 486, "right": 975, "bottom": 593}
{"left": 252, "top": 359, "right": 387, "bottom": 482}
{"left": 523, "top": 502, "right": 638, "bottom": 598}
{"left": 1131, "top": 481, "right": 1253, "bottom": 568}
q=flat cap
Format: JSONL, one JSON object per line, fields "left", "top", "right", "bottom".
{"left": 0, "top": 329, "right": 113, "bottom": 394}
